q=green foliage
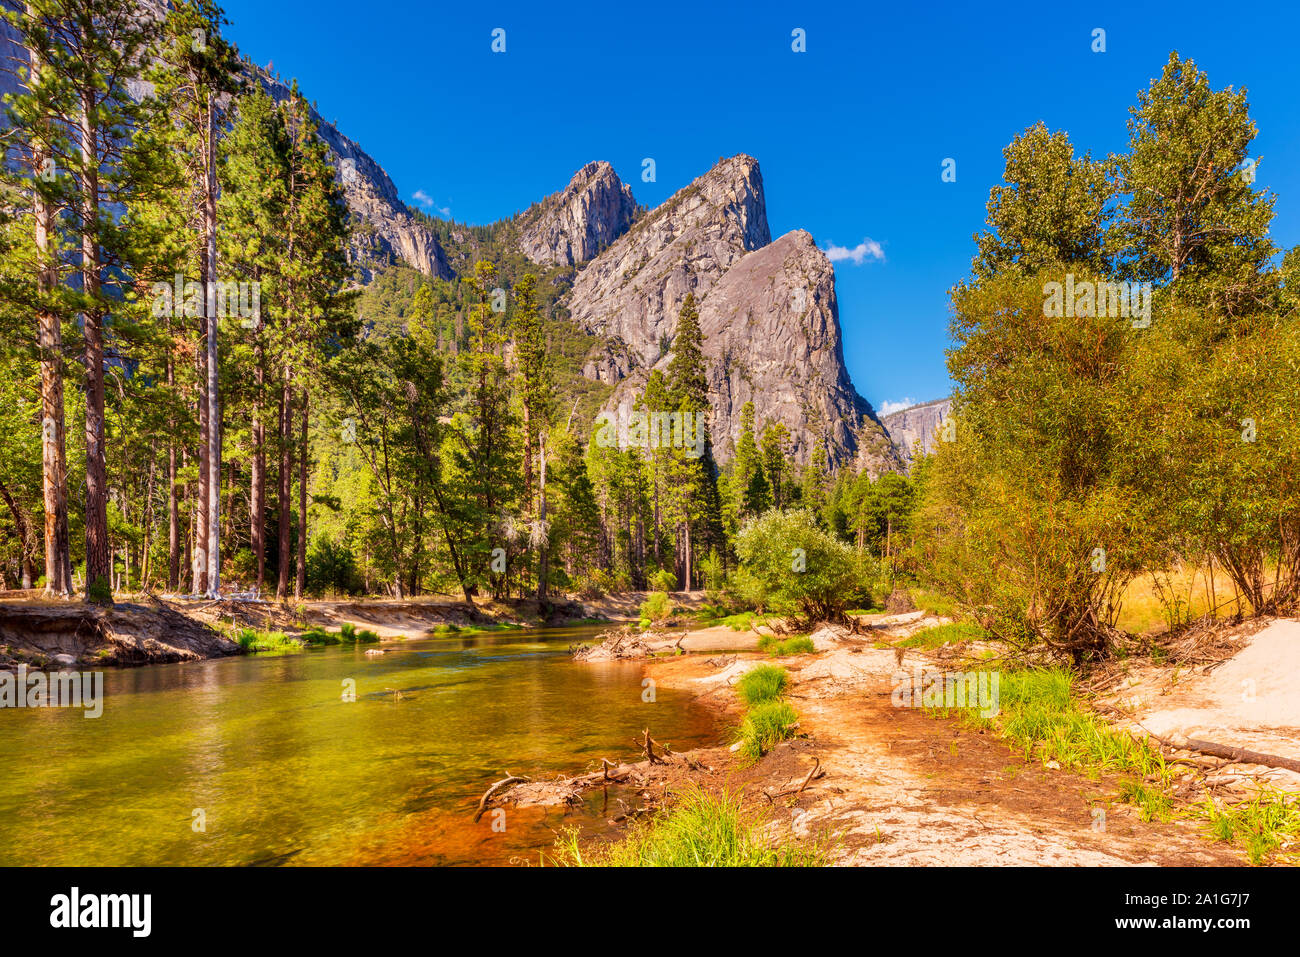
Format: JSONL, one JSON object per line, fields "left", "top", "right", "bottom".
{"left": 735, "top": 665, "right": 789, "bottom": 707}
{"left": 648, "top": 568, "right": 678, "bottom": 593}
{"left": 757, "top": 634, "right": 816, "bottom": 656}
{"left": 639, "top": 591, "right": 671, "bottom": 623}
{"left": 735, "top": 509, "right": 872, "bottom": 622}
{"left": 306, "top": 534, "right": 364, "bottom": 597}
{"left": 235, "top": 628, "right": 301, "bottom": 654}
{"left": 897, "top": 622, "right": 987, "bottom": 649}
{"left": 1200, "top": 790, "right": 1300, "bottom": 865}
{"left": 736, "top": 700, "right": 799, "bottom": 763}
{"left": 550, "top": 788, "right": 826, "bottom": 867}
{"left": 972, "top": 121, "right": 1113, "bottom": 279}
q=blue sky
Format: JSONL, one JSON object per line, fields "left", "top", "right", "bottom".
{"left": 220, "top": 0, "right": 1300, "bottom": 414}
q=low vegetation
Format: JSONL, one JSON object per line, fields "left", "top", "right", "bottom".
{"left": 898, "top": 622, "right": 986, "bottom": 649}
{"left": 757, "top": 634, "right": 815, "bottom": 656}
{"left": 550, "top": 789, "right": 826, "bottom": 867}
{"left": 735, "top": 664, "right": 789, "bottom": 707}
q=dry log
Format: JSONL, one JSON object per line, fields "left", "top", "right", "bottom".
{"left": 473, "top": 773, "right": 530, "bottom": 822}
{"left": 1180, "top": 736, "right": 1300, "bottom": 774}
{"left": 1143, "top": 729, "right": 1300, "bottom": 774}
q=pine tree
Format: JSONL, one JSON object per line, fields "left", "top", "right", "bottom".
{"left": 22, "top": 0, "right": 163, "bottom": 603}
{"left": 218, "top": 86, "right": 290, "bottom": 595}
{"left": 0, "top": 1, "right": 77, "bottom": 595}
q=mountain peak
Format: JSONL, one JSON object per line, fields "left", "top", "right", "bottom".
{"left": 518, "top": 161, "right": 637, "bottom": 266}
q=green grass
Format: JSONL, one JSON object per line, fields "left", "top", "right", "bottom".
{"left": 736, "top": 700, "right": 799, "bottom": 763}
{"left": 234, "top": 628, "right": 303, "bottom": 654}
{"left": 1200, "top": 789, "right": 1300, "bottom": 865}
{"left": 735, "top": 665, "right": 789, "bottom": 706}
{"left": 932, "top": 665, "right": 1300, "bottom": 863}
{"left": 898, "top": 622, "right": 987, "bottom": 649}
{"left": 299, "top": 624, "right": 382, "bottom": 646}
{"left": 757, "top": 634, "right": 816, "bottom": 657}
{"left": 910, "top": 588, "right": 959, "bottom": 619}
{"left": 845, "top": 607, "right": 884, "bottom": 616}
{"left": 1118, "top": 779, "right": 1175, "bottom": 823}
{"left": 338, "top": 622, "right": 381, "bottom": 643}
{"left": 549, "top": 789, "right": 827, "bottom": 867}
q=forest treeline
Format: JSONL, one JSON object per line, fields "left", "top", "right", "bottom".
{"left": 909, "top": 53, "right": 1300, "bottom": 658}
{"left": 1, "top": 3, "right": 1294, "bottom": 664}
{"left": 0, "top": 0, "right": 910, "bottom": 604}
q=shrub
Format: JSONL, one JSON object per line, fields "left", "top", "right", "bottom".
{"left": 299, "top": 626, "right": 339, "bottom": 646}
{"left": 648, "top": 568, "right": 678, "bottom": 593}
{"left": 338, "top": 622, "right": 380, "bottom": 643}
{"left": 639, "top": 591, "right": 671, "bottom": 623}
{"left": 735, "top": 510, "right": 867, "bottom": 621}
{"left": 235, "top": 628, "right": 301, "bottom": 653}
{"left": 306, "top": 533, "right": 364, "bottom": 597}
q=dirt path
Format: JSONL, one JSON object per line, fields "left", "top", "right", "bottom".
{"left": 646, "top": 636, "right": 1245, "bottom": 866}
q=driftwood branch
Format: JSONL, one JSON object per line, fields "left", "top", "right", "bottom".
{"left": 1175, "top": 736, "right": 1300, "bottom": 775}
{"left": 473, "top": 773, "right": 530, "bottom": 822}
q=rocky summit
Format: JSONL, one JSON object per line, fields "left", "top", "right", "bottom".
{"left": 518, "top": 161, "right": 638, "bottom": 267}
{"left": 564, "top": 154, "right": 897, "bottom": 473}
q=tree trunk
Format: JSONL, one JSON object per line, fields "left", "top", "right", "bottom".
{"left": 0, "top": 480, "right": 36, "bottom": 589}
{"left": 79, "top": 86, "right": 110, "bottom": 605}
{"left": 537, "top": 431, "right": 548, "bottom": 599}
{"left": 295, "top": 388, "right": 308, "bottom": 599}
{"left": 31, "top": 40, "right": 72, "bottom": 597}
{"left": 166, "top": 347, "right": 180, "bottom": 591}
{"left": 141, "top": 444, "right": 157, "bottom": 592}
{"left": 194, "top": 297, "right": 208, "bottom": 594}
{"left": 204, "top": 90, "right": 221, "bottom": 598}
{"left": 276, "top": 368, "right": 292, "bottom": 600}
{"left": 251, "top": 333, "right": 265, "bottom": 595}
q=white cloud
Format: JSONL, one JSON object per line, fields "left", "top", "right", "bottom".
{"left": 824, "top": 238, "right": 885, "bottom": 265}
{"left": 412, "top": 190, "right": 451, "bottom": 216}
{"left": 878, "top": 398, "right": 917, "bottom": 417}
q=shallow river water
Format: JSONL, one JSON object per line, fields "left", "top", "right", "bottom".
{"left": 0, "top": 623, "right": 719, "bottom": 866}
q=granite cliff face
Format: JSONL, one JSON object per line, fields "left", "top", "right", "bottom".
{"left": 880, "top": 398, "right": 952, "bottom": 469}
{"left": 565, "top": 155, "right": 897, "bottom": 474}
{"left": 518, "top": 161, "right": 637, "bottom": 266}
{"left": 571, "top": 154, "right": 771, "bottom": 381}
{"left": 253, "top": 73, "right": 452, "bottom": 281}
{"left": 3, "top": 5, "right": 905, "bottom": 476}
{"left": 0, "top": 2, "right": 449, "bottom": 281}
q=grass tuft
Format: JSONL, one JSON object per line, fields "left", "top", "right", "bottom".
{"left": 736, "top": 700, "right": 799, "bottom": 763}
{"left": 549, "top": 789, "right": 826, "bottom": 867}
{"left": 735, "top": 665, "right": 789, "bottom": 706}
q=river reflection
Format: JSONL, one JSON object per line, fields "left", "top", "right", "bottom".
{"left": 0, "top": 623, "right": 717, "bottom": 866}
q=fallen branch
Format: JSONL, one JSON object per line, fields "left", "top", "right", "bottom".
{"left": 1175, "top": 735, "right": 1300, "bottom": 775}
{"left": 473, "top": 773, "right": 530, "bottom": 822}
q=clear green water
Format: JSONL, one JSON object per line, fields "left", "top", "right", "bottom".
{"left": 0, "top": 624, "right": 718, "bottom": 866}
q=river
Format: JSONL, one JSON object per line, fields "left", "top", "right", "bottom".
{"left": 0, "top": 623, "right": 719, "bottom": 866}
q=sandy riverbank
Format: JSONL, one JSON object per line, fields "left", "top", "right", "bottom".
{"left": 496, "top": 612, "right": 1267, "bottom": 865}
